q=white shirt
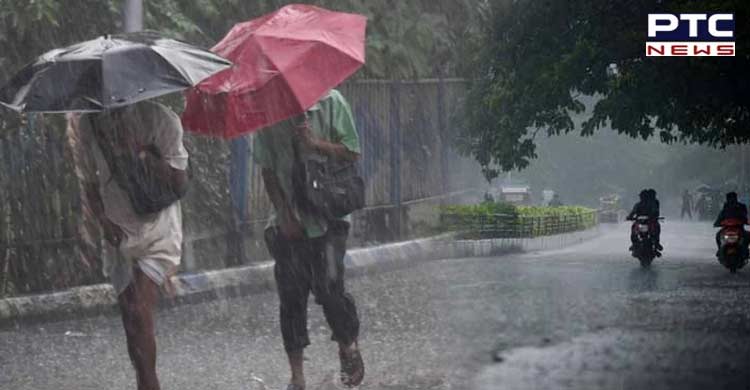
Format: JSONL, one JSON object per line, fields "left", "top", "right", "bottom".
{"left": 73, "top": 101, "right": 188, "bottom": 293}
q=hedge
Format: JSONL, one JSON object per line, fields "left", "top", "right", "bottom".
{"left": 440, "top": 202, "right": 597, "bottom": 239}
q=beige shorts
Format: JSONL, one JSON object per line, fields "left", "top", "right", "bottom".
{"left": 105, "top": 231, "right": 181, "bottom": 296}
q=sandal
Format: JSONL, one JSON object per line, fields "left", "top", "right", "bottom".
{"left": 339, "top": 347, "right": 365, "bottom": 387}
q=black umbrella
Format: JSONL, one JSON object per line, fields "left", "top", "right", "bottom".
{"left": 0, "top": 31, "right": 232, "bottom": 113}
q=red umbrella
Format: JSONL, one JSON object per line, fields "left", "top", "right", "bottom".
{"left": 181, "top": 4, "right": 366, "bottom": 138}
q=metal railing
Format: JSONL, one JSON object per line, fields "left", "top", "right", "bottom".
{"left": 440, "top": 210, "right": 599, "bottom": 239}
{"left": 0, "top": 78, "right": 486, "bottom": 297}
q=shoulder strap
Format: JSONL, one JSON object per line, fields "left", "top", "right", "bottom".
{"left": 88, "top": 115, "right": 118, "bottom": 175}
{"left": 88, "top": 115, "right": 132, "bottom": 188}
{"left": 329, "top": 97, "right": 335, "bottom": 141}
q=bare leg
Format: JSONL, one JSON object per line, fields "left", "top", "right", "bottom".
{"left": 118, "top": 268, "right": 161, "bottom": 390}
{"left": 287, "top": 349, "right": 305, "bottom": 389}
{"left": 338, "top": 340, "right": 358, "bottom": 355}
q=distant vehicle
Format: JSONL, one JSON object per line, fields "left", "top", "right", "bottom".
{"left": 599, "top": 194, "right": 621, "bottom": 223}
{"left": 500, "top": 186, "right": 532, "bottom": 205}
{"left": 695, "top": 186, "right": 721, "bottom": 221}
{"left": 542, "top": 189, "right": 555, "bottom": 205}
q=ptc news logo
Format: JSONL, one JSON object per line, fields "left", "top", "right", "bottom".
{"left": 646, "top": 13, "right": 735, "bottom": 57}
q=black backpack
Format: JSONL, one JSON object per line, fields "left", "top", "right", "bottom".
{"left": 292, "top": 105, "right": 365, "bottom": 220}
{"left": 88, "top": 115, "right": 187, "bottom": 216}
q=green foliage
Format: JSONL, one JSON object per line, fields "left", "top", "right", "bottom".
{"left": 440, "top": 200, "right": 518, "bottom": 217}
{"left": 0, "top": 0, "right": 484, "bottom": 90}
{"left": 516, "top": 205, "right": 593, "bottom": 218}
{"left": 145, "top": 0, "right": 487, "bottom": 78}
{"left": 460, "top": 0, "right": 750, "bottom": 179}
{"left": 440, "top": 201, "right": 596, "bottom": 238}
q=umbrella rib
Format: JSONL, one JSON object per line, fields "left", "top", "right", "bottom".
{"left": 249, "top": 48, "right": 308, "bottom": 113}
{"left": 147, "top": 47, "right": 193, "bottom": 86}
{"left": 253, "top": 33, "right": 365, "bottom": 63}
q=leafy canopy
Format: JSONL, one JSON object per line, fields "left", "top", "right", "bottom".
{"left": 0, "top": 0, "right": 485, "bottom": 83}
{"left": 459, "top": 0, "right": 750, "bottom": 180}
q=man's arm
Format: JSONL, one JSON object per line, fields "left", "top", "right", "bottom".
{"left": 146, "top": 102, "right": 190, "bottom": 196}
{"left": 295, "top": 125, "right": 360, "bottom": 162}
{"left": 68, "top": 114, "right": 124, "bottom": 246}
{"left": 309, "top": 138, "right": 360, "bottom": 161}
{"left": 83, "top": 182, "right": 124, "bottom": 246}
{"left": 139, "top": 149, "right": 188, "bottom": 196}
{"left": 626, "top": 204, "right": 638, "bottom": 220}
{"left": 714, "top": 208, "right": 726, "bottom": 227}
{"left": 261, "top": 168, "right": 303, "bottom": 240}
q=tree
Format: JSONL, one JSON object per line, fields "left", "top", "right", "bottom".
{"left": 1, "top": 0, "right": 484, "bottom": 86}
{"left": 170, "top": 0, "right": 486, "bottom": 78}
{"left": 459, "top": 0, "right": 750, "bottom": 180}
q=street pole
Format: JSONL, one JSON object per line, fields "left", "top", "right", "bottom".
{"left": 743, "top": 144, "right": 748, "bottom": 202}
{"left": 123, "top": 0, "right": 143, "bottom": 32}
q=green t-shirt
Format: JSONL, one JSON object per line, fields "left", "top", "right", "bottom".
{"left": 252, "top": 89, "right": 361, "bottom": 238}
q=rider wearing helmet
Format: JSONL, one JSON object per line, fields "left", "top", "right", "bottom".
{"left": 714, "top": 192, "right": 749, "bottom": 257}
{"left": 627, "top": 189, "right": 662, "bottom": 253}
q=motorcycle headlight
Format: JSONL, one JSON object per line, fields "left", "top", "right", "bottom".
{"left": 724, "top": 234, "right": 739, "bottom": 244}
{"left": 638, "top": 224, "right": 649, "bottom": 233}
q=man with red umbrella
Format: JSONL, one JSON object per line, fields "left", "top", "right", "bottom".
{"left": 180, "top": 6, "right": 367, "bottom": 388}
{"left": 179, "top": 6, "right": 368, "bottom": 388}
{"left": 254, "top": 89, "right": 364, "bottom": 389}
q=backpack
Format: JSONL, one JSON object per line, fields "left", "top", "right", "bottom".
{"left": 88, "top": 115, "right": 187, "bottom": 216}
{"left": 292, "top": 104, "right": 365, "bottom": 220}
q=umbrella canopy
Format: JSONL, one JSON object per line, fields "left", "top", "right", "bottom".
{"left": 181, "top": 4, "right": 366, "bottom": 138}
{"left": 0, "top": 31, "right": 231, "bottom": 113}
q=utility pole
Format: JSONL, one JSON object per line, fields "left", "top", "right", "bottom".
{"left": 742, "top": 144, "right": 748, "bottom": 201}
{"left": 123, "top": 0, "right": 144, "bottom": 32}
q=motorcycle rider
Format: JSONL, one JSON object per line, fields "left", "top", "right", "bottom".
{"left": 627, "top": 189, "right": 663, "bottom": 255}
{"left": 713, "top": 192, "right": 749, "bottom": 258}
{"left": 648, "top": 189, "right": 662, "bottom": 250}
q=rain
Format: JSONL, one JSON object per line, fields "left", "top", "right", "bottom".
{"left": 1, "top": 1, "right": 749, "bottom": 390}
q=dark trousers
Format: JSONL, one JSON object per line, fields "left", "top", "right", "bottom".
{"left": 264, "top": 221, "right": 360, "bottom": 352}
{"left": 681, "top": 206, "right": 692, "bottom": 219}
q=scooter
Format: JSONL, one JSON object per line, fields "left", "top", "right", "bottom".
{"left": 717, "top": 219, "right": 748, "bottom": 273}
{"left": 629, "top": 215, "right": 663, "bottom": 267}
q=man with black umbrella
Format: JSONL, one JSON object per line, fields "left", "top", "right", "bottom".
{"left": 68, "top": 100, "right": 189, "bottom": 390}
{"left": 0, "top": 30, "right": 228, "bottom": 390}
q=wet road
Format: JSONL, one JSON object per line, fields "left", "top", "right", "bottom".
{"left": 2, "top": 221, "right": 750, "bottom": 390}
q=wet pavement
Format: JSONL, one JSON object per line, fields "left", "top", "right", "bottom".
{"left": 2, "top": 221, "right": 750, "bottom": 390}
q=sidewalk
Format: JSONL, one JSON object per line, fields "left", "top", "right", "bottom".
{"left": 0, "top": 227, "right": 600, "bottom": 324}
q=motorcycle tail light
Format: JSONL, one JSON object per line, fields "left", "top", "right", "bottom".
{"left": 638, "top": 224, "right": 649, "bottom": 233}
{"left": 724, "top": 234, "right": 739, "bottom": 244}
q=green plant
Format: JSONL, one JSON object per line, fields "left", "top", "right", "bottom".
{"left": 439, "top": 202, "right": 596, "bottom": 239}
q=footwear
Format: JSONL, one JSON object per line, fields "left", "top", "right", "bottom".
{"left": 656, "top": 243, "right": 664, "bottom": 251}
{"left": 339, "top": 346, "right": 365, "bottom": 388}
{"left": 655, "top": 251, "right": 662, "bottom": 258}
{"left": 628, "top": 245, "right": 635, "bottom": 252}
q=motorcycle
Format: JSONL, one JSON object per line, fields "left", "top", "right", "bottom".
{"left": 716, "top": 218, "right": 748, "bottom": 273}
{"left": 628, "top": 215, "right": 663, "bottom": 267}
